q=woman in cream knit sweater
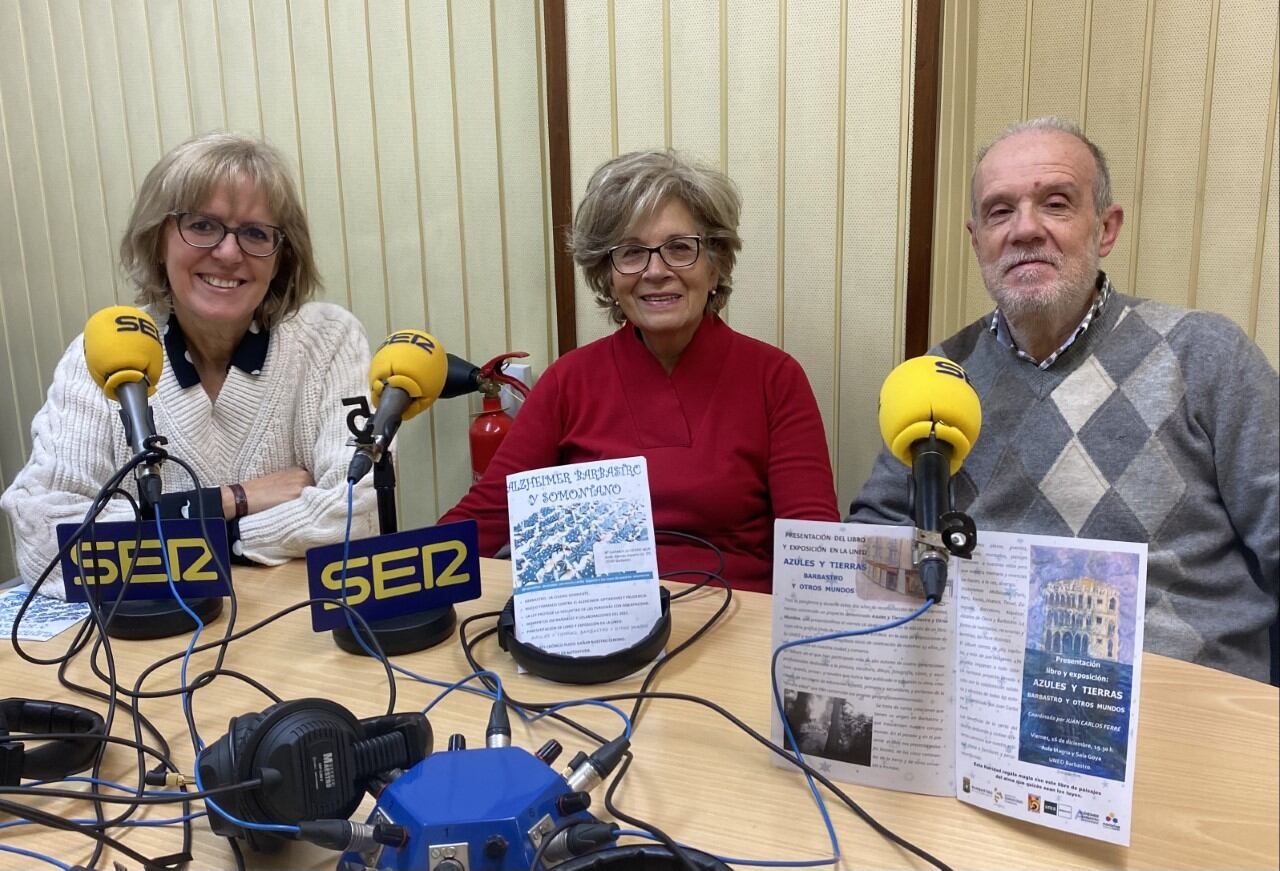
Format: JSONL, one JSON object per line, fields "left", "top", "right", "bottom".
{"left": 2, "top": 132, "right": 376, "bottom": 596}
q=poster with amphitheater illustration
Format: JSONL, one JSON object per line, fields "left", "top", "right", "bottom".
{"left": 507, "top": 457, "right": 661, "bottom": 661}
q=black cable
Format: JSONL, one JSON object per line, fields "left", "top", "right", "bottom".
{"left": 456, "top": 612, "right": 608, "bottom": 746}
{"left": 7, "top": 451, "right": 146, "bottom": 661}
{"left": 55, "top": 651, "right": 189, "bottom": 864}
{"left": 457, "top": 535, "right": 731, "bottom": 866}
{"left": 655, "top": 528, "right": 726, "bottom": 579}
{"left": 0, "top": 797, "right": 170, "bottom": 870}
{"left": 0, "top": 726, "right": 203, "bottom": 869}
{"left": 6, "top": 447, "right": 240, "bottom": 864}
{"left": 47, "top": 460, "right": 222, "bottom": 858}
{"left": 627, "top": 568, "right": 731, "bottom": 728}
{"left": 578, "top": 689, "right": 952, "bottom": 871}
{"left": 0, "top": 773, "right": 264, "bottom": 805}
{"left": 228, "top": 834, "right": 247, "bottom": 871}
{"left": 7, "top": 452, "right": 175, "bottom": 866}
{"left": 528, "top": 815, "right": 579, "bottom": 871}
{"left": 62, "top": 473, "right": 148, "bottom": 866}
{"left": 123, "top": 597, "right": 396, "bottom": 714}
{"left": 603, "top": 752, "right": 699, "bottom": 871}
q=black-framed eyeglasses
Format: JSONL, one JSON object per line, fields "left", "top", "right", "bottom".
{"left": 608, "top": 236, "right": 703, "bottom": 274}
{"left": 169, "top": 211, "right": 286, "bottom": 257}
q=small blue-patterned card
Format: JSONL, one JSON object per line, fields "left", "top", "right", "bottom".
{"left": 0, "top": 586, "right": 90, "bottom": 641}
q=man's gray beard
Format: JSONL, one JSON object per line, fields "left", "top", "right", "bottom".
{"left": 982, "top": 246, "right": 1100, "bottom": 325}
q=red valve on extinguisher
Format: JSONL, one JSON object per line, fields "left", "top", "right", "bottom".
{"left": 467, "top": 352, "right": 530, "bottom": 481}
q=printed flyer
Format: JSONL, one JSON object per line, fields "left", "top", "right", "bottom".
{"left": 507, "top": 457, "right": 661, "bottom": 660}
{"left": 1, "top": 586, "right": 89, "bottom": 641}
{"left": 770, "top": 520, "right": 1146, "bottom": 845}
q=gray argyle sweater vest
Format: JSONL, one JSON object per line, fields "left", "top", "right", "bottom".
{"left": 852, "top": 292, "right": 1279, "bottom": 682}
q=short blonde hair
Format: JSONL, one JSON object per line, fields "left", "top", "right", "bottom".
{"left": 120, "top": 132, "right": 319, "bottom": 328}
{"left": 568, "top": 150, "right": 742, "bottom": 325}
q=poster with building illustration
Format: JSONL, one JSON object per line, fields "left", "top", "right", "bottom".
{"left": 773, "top": 520, "right": 1147, "bottom": 845}
{"left": 1018, "top": 546, "right": 1143, "bottom": 781}
{"left": 952, "top": 532, "right": 1146, "bottom": 846}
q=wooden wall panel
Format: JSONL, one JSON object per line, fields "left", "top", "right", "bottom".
{"left": 933, "top": 0, "right": 1278, "bottom": 371}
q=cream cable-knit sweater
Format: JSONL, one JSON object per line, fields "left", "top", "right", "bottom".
{"left": 2, "top": 301, "right": 377, "bottom": 598}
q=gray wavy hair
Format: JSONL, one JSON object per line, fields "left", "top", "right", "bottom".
{"left": 568, "top": 150, "right": 743, "bottom": 325}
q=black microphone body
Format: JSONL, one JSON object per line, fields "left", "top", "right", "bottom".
{"left": 115, "top": 379, "right": 163, "bottom": 507}
{"left": 910, "top": 433, "right": 953, "bottom": 601}
{"left": 440, "top": 353, "right": 483, "bottom": 398}
{"left": 347, "top": 386, "right": 413, "bottom": 483}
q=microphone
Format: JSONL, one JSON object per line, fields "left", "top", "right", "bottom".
{"left": 83, "top": 306, "right": 166, "bottom": 507}
{"left": 877, "top": 355, "right": 982, "bottom": 601}
{"left": 440, "top": 353, "right": 483, "bottom": 398}
{"left": 347, "top": 330, "right": 448, "bottom": 484}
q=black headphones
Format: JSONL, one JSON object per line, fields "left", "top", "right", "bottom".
{"left": 0, "top": 698, "right": 106, "bottom": 786}
{"left": 559, "top": 843, "right": 730, "bottom": 870}
{"left": 497, "top": 587, "right": 673, "bottom": 684}
{"left": 195, "top": 698, "right": 431, "bottom": 853}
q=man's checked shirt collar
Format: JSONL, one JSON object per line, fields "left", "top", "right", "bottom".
{"left": 990, "top": 272, "right": 1114, "bottom": 370}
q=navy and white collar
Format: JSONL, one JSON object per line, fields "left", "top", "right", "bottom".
{"left": 163, "top": 314, "right": 270, "bottom": 389}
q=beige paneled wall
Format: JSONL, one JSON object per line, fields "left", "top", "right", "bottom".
{"left": 0, "top": 0, "right": 552, "bottom": 580}
{"left": 932, "top": 0, "right": 1280, "bottom": 368}
{"left": 566, "top": 0, "right": 919, "bottom": 510}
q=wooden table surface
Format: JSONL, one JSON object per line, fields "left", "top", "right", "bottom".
{"left": 2, "top": 559, "right": 1277, "bottom": 870}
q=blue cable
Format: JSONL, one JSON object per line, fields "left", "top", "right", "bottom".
{"left": 421, "top": 670, "right": 506, "bottom": 716}
{"left": 529, "top": 700, "right": 633, "bottom": 739}
{"left": 0, "top": 845, "right": 71, "bottom": 870}
{"left": 613, "top": 829, "right": 834, "bottom": 868}
{"left": 0, "top": 812, "right": 206, "bottom": 832}
{"left": 334, "top": 483, "right": 536, "bottom": 723}
{"left": 768, "top": 598, "right": 936, "bottom": 868}
{"left": 152, "top": 503, "right": 207, "bottom": 753}
{"left": 192, "top": 761, "right": 300, "bottom": 835}
{"left": 28, "top": 775, "right": 187, "bottom": 795}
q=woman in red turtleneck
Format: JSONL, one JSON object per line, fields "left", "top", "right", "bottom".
{"left": 441, "top": 150, "right": 838, "bottom": 592}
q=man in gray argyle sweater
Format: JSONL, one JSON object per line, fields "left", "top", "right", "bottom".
{"left": 851, "top": 118, "right": 1278, "bottom": 683}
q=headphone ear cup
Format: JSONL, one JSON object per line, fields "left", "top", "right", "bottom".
{"left": 0, "top": 698, "right": 105, "bottom": 783}
{"left": 232, "top": 699, "right": 364, "bottom": 825}
{"left": 229, "top": 712, "right": 264, "bottom": 778}
{"left": 195, "top": 712, "right": 261, "bottom": 820}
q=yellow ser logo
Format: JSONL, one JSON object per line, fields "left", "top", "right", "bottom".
{"left": 318, "top": 540, "right": 471, "bottom": 609}
{"left": 68, "top": 538, "right": 218, "bottom": 585}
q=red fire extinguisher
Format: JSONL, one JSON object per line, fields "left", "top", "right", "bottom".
{"left": 468, "top": 352, "right": 530, "bottom": 482}
{"left": 470, "top": 388, "right": 511, "bottom": 482}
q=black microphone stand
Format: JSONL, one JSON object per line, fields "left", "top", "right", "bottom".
{"left": 374, "top": 450, "right": 398, "bottom": 534}
{"left": 332, "top": 415, "right": 457, "bottom": 657}
{"left": 103, "top": 432, "right": 224, "bottom": 640}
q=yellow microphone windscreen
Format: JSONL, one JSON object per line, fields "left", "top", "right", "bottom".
{"left": 369, "top": 330, "right": 448, "bottom": 421}
{"left": 878, "top": 356, "right": 981, "bottom": 474}
{"left": 83, "top": 306, "right": 163, "bottom": 402}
